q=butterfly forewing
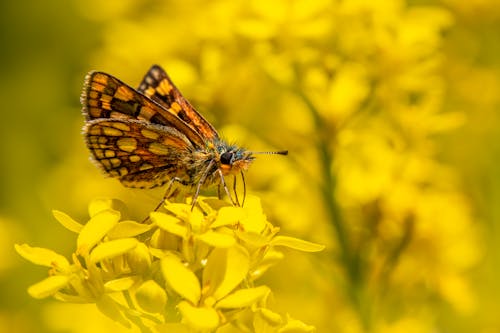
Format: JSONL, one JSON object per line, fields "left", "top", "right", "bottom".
{"left": 84, "top": 118, "right": 193, "bottom": 188}
{"left": 82, "top": 71, "right": 205, "bottom": 148}
{"left": 137, "top": 65, "right": 219, "bottom": 141}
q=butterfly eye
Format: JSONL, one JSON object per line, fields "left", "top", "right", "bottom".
{"left": 220, "top": 152, "right": 233, "bottom": 165}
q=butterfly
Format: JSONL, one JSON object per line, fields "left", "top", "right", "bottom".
{"left": 81, "top": 65, "right": 287, "bottom": 209}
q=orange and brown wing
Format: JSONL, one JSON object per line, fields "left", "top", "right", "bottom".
{"left": 84, "top": 118, "right": 193, "bottom": 188}
{"left": 138, "top": 65, "right": 219, "bottom": 141}
{"left": 81, "top": 71, "right": 205, "bottom": 149}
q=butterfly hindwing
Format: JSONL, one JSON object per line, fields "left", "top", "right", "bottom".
{"left": 81, "top": 71, "right": 205, "bottom": 149}
{"left": 84, "top": 118, "right": 194, "bottom": 188}
{"left": 138, "top": 65, "right": 219, "bottom": 141}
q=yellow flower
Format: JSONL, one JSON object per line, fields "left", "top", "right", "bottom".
{"left": 16, "top": 196, "right": 323, "bottom": 332}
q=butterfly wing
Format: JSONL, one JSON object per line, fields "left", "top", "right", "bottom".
{"left": 84, "top": 118, "right": 194, "bottom": 188}
{"left": 81, "top": 71, "right": 206, "bottom": 149}
{"left": 138, "top": 65, "right": 219, "bottom": 141}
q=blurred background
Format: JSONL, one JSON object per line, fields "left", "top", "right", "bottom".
{"left": 1, "top": 0, "right": 499, "bottom": 332}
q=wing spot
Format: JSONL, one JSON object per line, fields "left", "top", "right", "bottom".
{"left": 88, "top": 126, "right": 102, "bottom": 135}
{"left": 93, "top": 149, "right": 104, "bottom": 159}
{"left": 138, "top": 105, "right": 156, "bottom": 120}
{"left": 104, "top": 150, "right": 115, "bottom": 158}
{"left": 93, "top": 73, "right": 109, "bottom": 85}
{"left": 170, "top": 102, "right": 182, "bottom": 112}
{"left": 111, "top": 122, "right": 131, "bottom": 131}
{"left": 88, "top": 107, "right": 103, "bottom": 118}
{"left": 129, "top": 155, "right": 141, "bottom": 163}
{"left": 141, "top": 129, "right": 160, "bottom": 140}
{"left": 110, "top": 158, "right": 121, "bottom": 167}
{"left": 145, "top": 87, "right": 156, "bottom": 96}
{"left": 148, "top": 142, "right": 170, "bottom": 155}
{"left": 102, "top": 126, "right": 123, "bottom": 136}
{"left": 115, "top": 85, "right": 134, "bottom": 101}
{"left": 119, "top": 167, "right": 129, "bottom": 176}
{"left": 100, "top": 159, "right": 111, "bottom": 169}
{"left": 139, "top": 163, "right": 154, "bottom": 171}
{"left": 117, "top": 137, "right": 137, "bottom": 152}
{"left": 157, "top": 80, "right": 173, "bottom": 96}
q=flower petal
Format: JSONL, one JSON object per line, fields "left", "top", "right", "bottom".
{"left": 52, "top": 210, "right": 82, "bottom": 233}
{"left": 203, "top": 245, "right": 250, "bottom": 301}
{"left": 107, "top": 220, "right": 153, "bottom": 239}
{"left": 254, "top": 308, "right": 283, "bottom": 332}
{"left": 151, "top": 212, "right": 187, "bottom": 238}
{"left": 104, "top": 276, "right": 139, "bottom": 292}
{"left": 270, "top": 236, "right": 325, "bottom": 252}
{"left": 178, "top": 301, "right": 219, "bottom": 331}
{"left": 135, "top": 280, "right": 168, "bottom": 313}
{"left": 161, "top": 254, "right": 201, "bottom": 304}
{"left": 28, "top": 275, "right": 71, "bottom": 299}
{"left": 15, "top": 244, "right": 69, "bottom": 268}
{"left": 212, "top": 206, "right": 245, "bottom": 228}
{"left": 77, "top": 209, "right": 121, "bottom": 255}
{"left": 196, "top": 230, "right": 236, "bottom": 248}
{"left": 96, "top": 294, "right": 131, "bottom": 328}
{"left": 88, "top": 198, "right": 114, "bottom": 217}
{"left": 279, "top": 316, "right": 316, "bottom": 332}
{"left": 89, "top": 238, "right": 138, "bottom": 263}
{"left": 216, "top": 286, "right": 270, "bottom": 309}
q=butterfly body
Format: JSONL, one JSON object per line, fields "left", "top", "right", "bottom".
{"left": 81, "top": 65, "right": 257, "bottom": 200}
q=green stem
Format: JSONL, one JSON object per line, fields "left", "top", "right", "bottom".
{"left": 297, "top": 89, "right": 370, "bottom": 329}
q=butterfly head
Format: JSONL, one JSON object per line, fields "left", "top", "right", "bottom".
{"left": 217, "top": 145, "right": 254, "bottom": 176}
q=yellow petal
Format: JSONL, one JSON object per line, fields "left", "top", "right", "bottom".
{"left": 107, "top": 220, "right": 152, "bottom": 239}
{"left": 203, "top": 245, "right": 250, "bottom": 301}
{"left": 89, "top": 238, "right": 138, "bottom": 263}
{"left": 126, "top": 242, "right": 152, "bottom": 274}
{"left": 96, "top": 294, "right": 131, "bottom": 328}
{"left": 52, "top": 210, "right": 82, "bottom": 233}
{"left": 216, "top": 286, "right": 270, "bottom": 309}
{"left": 77, "top": 209, "right": 121, "bottom": 255}
{"left": 165, "top": 202, "right": 191, "bottom": 220}
{"left": 104, "top": 276, "right": 139, "bottom": 292}
{"left": 196, "top": 230, "right": 236, "bottom": 248}
{"left": 178, "top": 301, "right": 219, "bottom": 331}
{"left": 212, "top": 206, "right": 246, "bottom": 228}
{"left": 135, "top": 280, "right": 168, "bottom": 313}
{"left": 236, "top": 230, "right": 269, "bottom": 247}
{"left": 270, "top": 236, "right": 325, "bottom": 252}
{"left": 88, "top": 198, "right": 114, "bottom": 217}
{"left": 257, "top": 307, "right": 283, "bottom": 326}
{"left": 28, "top": 275, "right": 70, "bottom": 299}
{"left": 161, "top": 254, "right": 201, "bottom": 304}
{"left": 279, "top": 316, "right": 316, "bottom": 332}
{"left": 15, "top": 244, "right": 69, "bottom": 268}
{"left": 188, "top": 208, "right": 204, "bottom": 233}
{"left": 151, "top": 212, "right": 187, "bottom": 238}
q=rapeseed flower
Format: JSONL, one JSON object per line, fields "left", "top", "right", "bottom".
{"left": 17, "top": 196, "right": 323, "bottom": 332}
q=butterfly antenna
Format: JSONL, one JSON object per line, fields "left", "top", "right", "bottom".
{"left": 251, "top": 150, "right": 288, "bottom": 155}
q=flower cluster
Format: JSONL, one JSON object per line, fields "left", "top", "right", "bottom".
{"left": 30, "top": 0, "right": 485, "bottom": 331}
{"left": 16, "top": 196, "right": 323, "bottom": 332}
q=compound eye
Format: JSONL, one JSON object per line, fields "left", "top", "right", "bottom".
{"left": 220, "top": 152, "right": 233, "bottom": 165}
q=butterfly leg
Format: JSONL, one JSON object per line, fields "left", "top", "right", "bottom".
{"left": 191, "top": 160, "right": 216, "bottom": 210}
{"left": 217, "top": 169, "right": 237, "bottom": 206}
{"left": 217, "top": 184, "right": 222, "bottom": 200}
{"left": 142, "top": 177, "right": 183, "bottom": 223}
{"left": 232, "top": 175, "right": 240, "bottom": 207}
{"left": 240, "top": 171, "right": 247, "bottom": 207}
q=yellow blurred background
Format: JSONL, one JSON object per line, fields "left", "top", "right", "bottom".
{"left": 1, "top": 0, "right": 500, "bottom": 332}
